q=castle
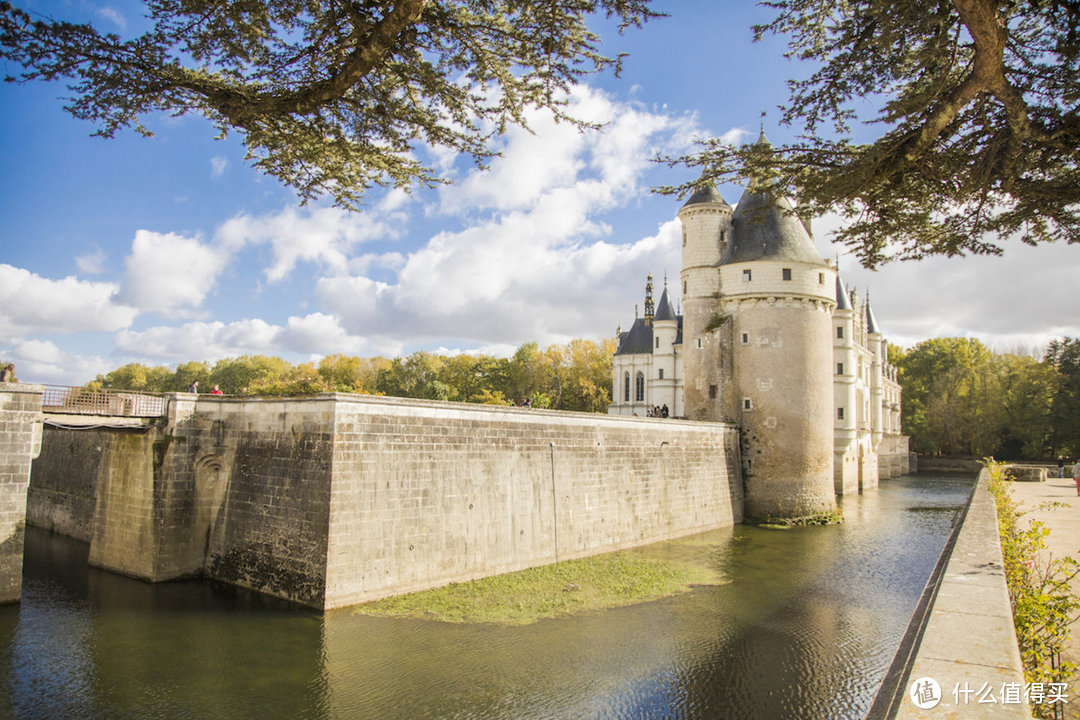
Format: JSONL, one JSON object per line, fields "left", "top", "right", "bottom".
{"left": 609, "top": 136, "right": 908, "bottom": 519}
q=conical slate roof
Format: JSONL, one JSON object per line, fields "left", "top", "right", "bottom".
{"left": 835, "top": 276, "right": 852, "bottom": 311}
{"left": 681, "top": 181, "right": 730, "bottom": 209}
{"left": 654, "top": 286, "right": 677, "bottom": 322}
{"left": 866, "top": 300, "right": 881, "bottom": 334}
{"left": 719, "top": 189, "right": 826, "bottom": 266}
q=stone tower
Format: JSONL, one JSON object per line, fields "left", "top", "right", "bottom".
{"left": 679, "top": 181, "right": 733, "bottom": 421}
{"left": 718, "top": 183, "right": 838, "bottom": 518}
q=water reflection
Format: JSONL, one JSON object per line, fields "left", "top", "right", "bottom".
{"left": 0, "top": 473, "right": 973, "bottom": 719}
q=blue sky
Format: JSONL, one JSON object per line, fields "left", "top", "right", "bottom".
{"left": 2, "top": 1, "right": 1078, "bottom": 386}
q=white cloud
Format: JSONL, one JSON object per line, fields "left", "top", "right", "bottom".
{"left": 97, "top": 7, "right": 126, "bottom": 29}
{"left": 0, "top": 264, "right": 137, "bottom": 337}
{"left": 111, "top": 313, "right": 393, "bottom": 363}
{"left": 818, "top": 213, "right": 1080, "bottom": 352}
{"left": 215, "top": 205, "right": 399, "bottom": 283}
{"left": 75, "top": 245, "right": 107, "bottom": 275}
{"left": 5, "top": 339, "right": 115, "bottom": 386}
{"left": 119, "top": 230, "right": 227, "bottom": 315}
{"left": 210, "top": 156, "right": 227, "bottom": 178}
{"left": 308, "top": 86, "right": 697, "bottom": 349}
{"left": 115, "top": 319, "right": 282, "bottom": 360}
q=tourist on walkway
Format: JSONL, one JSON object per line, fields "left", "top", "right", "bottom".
{"left": 0, "top": 363, "right": 14, "bottom": 382}
{"left": 188, "top": 380, "right": 199, "bottom": 393}
{"left": 1058, "top": 456, "right": 1065, "bottom": 478}
{"left": 1072, "top": 459, "right": 1080, "bottom": 497}
{"left": 210, "top": 385, "right": 223, "bottom": 395}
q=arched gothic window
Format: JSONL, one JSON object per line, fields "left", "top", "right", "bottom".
{"left": 623, "top": 372, "right": 630, "bottom": 402}
{"left": 635, "top": 372, "right": 645, "bottom": 402}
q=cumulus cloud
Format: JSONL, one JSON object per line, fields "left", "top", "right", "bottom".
{"left": 112, "top": 312, "right": 398, "bottom": 362}
{"left": 216, "top": 205, "right": 400, "bottom": 283}
{"left": 0, "top": 263, "right": 137, "bottom": 337}
{"left": 118, "top": 230, "right": 227, "bottom": 315}
{"left": 75, "top": 245, "right": 107, "bottom": 275}
{"left": 4, "top": 338, "right": 115, "bottom": 386}
{"left": 818, "top": 213, "right": 1080, "bottom": 351}
{"left": 307, "top": 85, "right": 698, "bottom": 350}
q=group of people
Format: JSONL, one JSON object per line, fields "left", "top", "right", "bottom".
{"left": 647, "top": 404, "right": 670, "bottom": 418}
{"left": 187, "top": 381, "right": 223, "bottom": 395}
{"left": 1057, "top": 457, "right": 1080, "bottom": 496}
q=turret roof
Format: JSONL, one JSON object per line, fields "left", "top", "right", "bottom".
{"left": 866, "top": 300, "right": 881, "bottom": 334}
{"left": 681, "top": 181, "right": 730, "bottom": 209}
{"left": 835, "top": 275, "right": 852, "bottom": 310}
{"left": 719, "top": 189, "right": 827, "bottom": 266}
{"left": 654, "top": 286, "right": 677, "bottom": 322}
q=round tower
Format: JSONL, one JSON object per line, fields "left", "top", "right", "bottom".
{"left": 678, "top": 181, "right": 732, "bottom": 420}
{"left": 719, "top": 184, "right": 838, "bottom": 520}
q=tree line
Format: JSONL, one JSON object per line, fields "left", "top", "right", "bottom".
{"left": 893, "top": 337, "right": 1080, "bottom": 461}
{"left": 30, "top": 334, "right": 1077, "bottom": 460}
{"left": 85, "top": 340, "right": 615, "bottom": 415}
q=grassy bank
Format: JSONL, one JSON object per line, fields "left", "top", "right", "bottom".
{"left": 353, "top": 549, "right": 724, "bottom": 625}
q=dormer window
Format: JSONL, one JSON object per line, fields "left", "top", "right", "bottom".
{"left": 782, "top": 268, "right": 792, "bottom": 281}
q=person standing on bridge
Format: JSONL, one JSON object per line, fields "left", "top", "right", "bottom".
{"left": 210, "top": 385, "right": 223, "bottom": 395}
{"left": 188, "top": 380, "right": 199, "bottom": 393}
{"left": 0, "top": 363, "right": 14, "bottom": 382}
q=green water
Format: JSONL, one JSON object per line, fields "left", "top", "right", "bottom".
{"left": 0, "top": 473, "right": 974, "bottom": 719}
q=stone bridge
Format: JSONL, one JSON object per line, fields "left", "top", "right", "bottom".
{"left": 1, "top": 384, "right": 742, "bottom": 608}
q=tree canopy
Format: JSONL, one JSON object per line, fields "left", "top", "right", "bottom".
{"left": 0, "top": 0, "right": 658, "bottom": 207}
{"left": 667, "top": 0, "right": 1080, "bottom": 268}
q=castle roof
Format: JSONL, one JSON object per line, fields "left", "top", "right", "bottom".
{"left": 835, "top": 275, "right": 852, "bottom": 311}
{"left": 615, "top": 318, "right": 652, "bottom": 355}
{"left": 719, "top": 189, "right": 827, "bottom": 267}
{"left": 681, "top": 181, "right": 730, "bottom": 209}
{"left": 654, "top": 286, "right": 677, "bottom": 322}
{"left": 615, "top": 315, "right": 683, "bottom": 356}
{"left": 866, "top": 300, "right": 881, "bottom": 334}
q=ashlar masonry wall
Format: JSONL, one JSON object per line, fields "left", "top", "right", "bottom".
{"left": 27, "top": 393, "right": 741, "bottom": 610}
{"left": 324, "top": 396, "right": 742, "bottom": 609}
{"left": 0, "top": 384, "right": 43, "bottom": 603}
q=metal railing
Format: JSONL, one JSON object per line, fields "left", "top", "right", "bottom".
{"left": 41, "top": 385, "right": 167, "bottom": 418}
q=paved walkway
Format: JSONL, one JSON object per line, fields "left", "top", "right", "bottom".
{"left": 1008, "top": 475, "right": 1080, "bottom": 717}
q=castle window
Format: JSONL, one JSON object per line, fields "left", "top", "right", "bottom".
{"left": 709, "top": 385, "right": 717, "bottom": 400}
{"left": 819, "top": 272, "right": 825, "bottom": 284}
{"left": 743, "top": 398, "right": 753, "bottom": 410}
{"left": 659, "top": 368, "right": 664, "bottom": 380}
{"left": 837, "top": 326, "right": 844, "bottom": 339}
{"left": 682, "top": 230, "right": 687, "bottom": 247}
{"left": 743, "top": 269, "right": 752, "bottom": 282}
{"left": 655, "top": 337, "right": 660, "bottom": 349}
{"left": 782, "top": 268, "right": 792, "bottom": 281}
{"left": 697, "top": 338, "right": 702, "bottom": 348}
{"left": 741, "top": 332, "right": 749, "bottom": 344}
{"left": 623, "top": 372, "right": 630, "bottom": 402}
{"left": 635, "top": 372, "right": 645, "bottom": 402}
{"left": 837, "top": 362, "right": 844, "bottom": 375}
{"left": 838, "top": 407, "right": 845, "bottom": 420}
{"left": 683, "top": 280, "right": 687, "bottom": 294}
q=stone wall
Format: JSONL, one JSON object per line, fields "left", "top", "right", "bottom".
{"left": 324, "top": 396, "right": 742, "bottom": 609}
{"left": 26, "top": 393, "right": 741, "bottom": 609}
{"left": 29, "top": 426, "right": 114, "bottom": 542}
{"left": 0, "top": 384, "right": 42, "bottom": 603}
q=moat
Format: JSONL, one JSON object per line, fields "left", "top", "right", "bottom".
{"left": 0, "top": 472, "right": 974, "bottom": 720}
